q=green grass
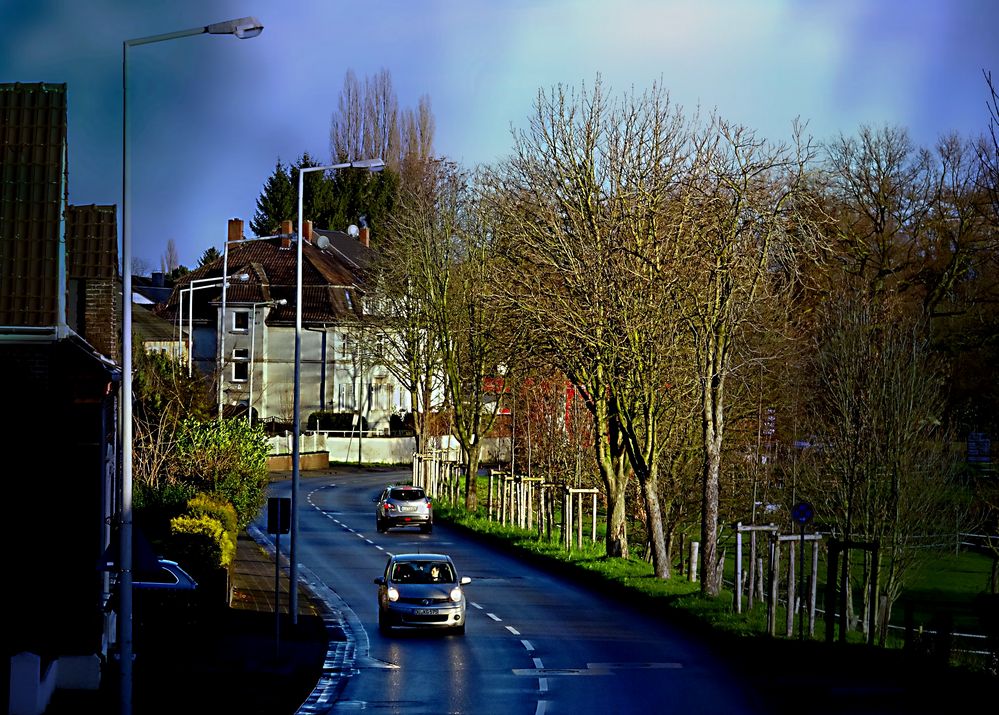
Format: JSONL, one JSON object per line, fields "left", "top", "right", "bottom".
{"left": 434, "top": 484, "right": 997, "bottom": 665}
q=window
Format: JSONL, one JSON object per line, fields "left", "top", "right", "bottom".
{"left": 232, "top": 311, "right": 249, "bottom": 333}
{"left": 232, "top": 348, "right": 249, "bottom": 382}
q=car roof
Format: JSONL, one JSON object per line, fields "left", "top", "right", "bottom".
{"left": 391, "top": 553, "right": 451, "bottom": 562}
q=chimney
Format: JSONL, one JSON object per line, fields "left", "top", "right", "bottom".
{"left": 228, "top": 218, "right": 243, "bottom": 243}
{"left": 303, "top": 219, "right": 313, "bottom": 243}
{"left": 280, "top": 219, "right": 293, "bottom": 248}
{"left": 359, "top": 226, "right": 369, "bottom": 248}
{"left": 151, "top": 271, "right": 165, "bottom": 288}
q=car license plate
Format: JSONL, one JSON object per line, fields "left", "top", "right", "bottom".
{"left": 413, "top": 608, "right": 438, "bottom": 616}
{"left": 401, "top": 506, "right": 417, "bottom": 512}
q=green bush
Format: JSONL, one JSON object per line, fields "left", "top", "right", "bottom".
{"left": 134, "top": 481, "right": 199, "bottom": 549}
{"left": 173, "top": 418, "right": 270, "bottom": 530}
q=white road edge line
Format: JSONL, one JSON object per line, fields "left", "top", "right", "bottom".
{"left": 470, "top": 602, "right": 483, "bottom": 610}
{"left": 487, "top": 613, "right": 502, "bottom": 622}
{"left": 506, "top": 626, "right": 521, "bottom": 636}
{"left": 521, "top": 639, "right": 534, "bottom": 651}
{"left": 533, "top": 657, "right": 544, "bottom": 669}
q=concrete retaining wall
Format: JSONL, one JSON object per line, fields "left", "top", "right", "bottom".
{"left": 265, "top": 434, "right": 511, "bottom": 469}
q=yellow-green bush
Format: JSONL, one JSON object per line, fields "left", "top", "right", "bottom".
{"left": 186, "top": 494, "right": 238, "bottom": 544}
{"left": 169, "top": 514, "right": 236, "bottom": 571}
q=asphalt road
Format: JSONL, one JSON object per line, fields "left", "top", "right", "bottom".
{"left": 262, "top": 470, "right": 768, "bottom": 715}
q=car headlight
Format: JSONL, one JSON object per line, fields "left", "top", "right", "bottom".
{"left": 387, "top": 586, "right": 400, "bottom": 602}
{"left": 449, "top": 587, "right": 462, "bottom": 602}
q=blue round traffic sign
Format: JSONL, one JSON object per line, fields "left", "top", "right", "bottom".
{"left": 791, "top": 501, "right": 814, "bottom": 524}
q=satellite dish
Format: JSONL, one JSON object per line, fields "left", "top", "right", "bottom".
{"left": 316, "top": 235, "right": 330, "bottom": 249}
{"left": 347, "top": 224, "right": 359, "bottom": 237}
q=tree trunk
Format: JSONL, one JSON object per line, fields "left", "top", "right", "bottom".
{"left": 640, "top": 473, "right": 670, "bottom": 578}
{"left": 464, "top": 439, "right": 481, "bottom": 511}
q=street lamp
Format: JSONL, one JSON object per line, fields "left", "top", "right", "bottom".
{"left": 120, "top": 16, "right": 262, "bottom": 714}
{"left": 248, "top": 298, "right": 286, "bottom": 424}
{"left": 179, "top": 274, "right": 248, "bottom": 376}
{"left": 218, "top": 230, "right": 287, "bottom": 417}
{"left": 290, "top": 158, "right": 384, "bottom": 622}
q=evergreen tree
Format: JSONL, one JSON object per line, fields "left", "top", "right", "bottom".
{"left": 250, "top": 160, "right": 295, "bottom": 236}
{"left": 198, "top": 247, "right": 221, "bottom": 267}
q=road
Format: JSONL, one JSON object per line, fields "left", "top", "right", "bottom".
{"left": 260, "top": 470, "right": 766, "bottom": 715}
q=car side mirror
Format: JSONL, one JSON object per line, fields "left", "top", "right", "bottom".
{"left": 460, "top": 576, "right": 471, "bottom": 585}
{"left": 374, "top": 577, "right": 385, "bottom": 585}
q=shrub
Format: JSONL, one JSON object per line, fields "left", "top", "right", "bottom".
{"left": 173, "top": 418, "right": 270, "bottom": 529}
{"left": 168, "top": 514, "right": 236, "bottom": 573}
{"left": 134, "top": 481, "right": 199, "bottom": 549}
{"left": 186, "top": 494, "right": 238, "bottom": 539}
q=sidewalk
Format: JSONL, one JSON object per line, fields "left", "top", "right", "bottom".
{"left": 46, "top": 529, "right": 337, "bottom": 715}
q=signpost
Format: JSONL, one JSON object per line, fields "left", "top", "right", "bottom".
{"left": 791, "top": 501, "right": 814, "bottom": 640}
{"left": 267, "top": 497, "right": 290, "bottom": 656}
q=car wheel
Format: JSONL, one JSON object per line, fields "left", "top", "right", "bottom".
{"left": 376, "top": 517, "right": 385, "bottom": 533}
{"left": 453, "top": 622, "right": 465, "bottom": 635}
{"left": 378, "top": 612, "right": 391, "bottom": 634}
{"left": 421, "top": 523, "right": 432, "bottom": 534}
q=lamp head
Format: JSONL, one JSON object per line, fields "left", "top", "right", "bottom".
{"left": 207, "top": 16, "right": 264, "bottom": 39}
{"left": 352, "top": 158, "right": 385, "bottom": 172}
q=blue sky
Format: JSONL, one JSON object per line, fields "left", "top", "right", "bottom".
{"left": 2, "top": 0, "right": 997, "bottom": 271}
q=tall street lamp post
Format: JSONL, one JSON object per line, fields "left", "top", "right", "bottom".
{"left": 248, "top": 298, "right": 286, "bottom": 424}
{"left": 121, "top": 16, "right": 262, "bottom": 714}
{"left": 290, "top": 158, "right": 384, "bottom": 621}
{"left": 180, "top": 274, "right": 248, "bottom": 376}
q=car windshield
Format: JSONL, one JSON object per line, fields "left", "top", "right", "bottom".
{"left": 389, "top": 488, "right": 426, "bottom": 501}
{"left": 392, "top": 561, "right": 454, "bottom": 583}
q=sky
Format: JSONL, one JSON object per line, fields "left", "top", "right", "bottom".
{"left": 2, "top": 0, "right": 998, "bottom": 272}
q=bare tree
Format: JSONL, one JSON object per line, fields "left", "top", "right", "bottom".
{"left": 978, "top": 70, "right": 999, "bottom": 217}
{"left": 399, "top": 163, "right": 509, "bottom": 508}
{"left": 374, "top": 161, "right": 452, "bottom": 452}
{"left": 484, "top": 77, "right": 701, "bottom": 566}
{"left": 673, "top": 117, "right": 821, "bottom": 596}
{"left": 796, "top": 292, "right": 962, "bottom": 641}
{"left": 160, "top": 238, "right": 180, "bottom": 275}
{"left": 329, "top": 68, "right": 435, "bottom": 172}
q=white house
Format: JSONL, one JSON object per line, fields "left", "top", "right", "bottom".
{"left": 161, "top": 218, "right": 411, "bottom": 434}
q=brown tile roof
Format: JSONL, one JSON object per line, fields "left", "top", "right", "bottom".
{"left": 160, "top": 234, "right": 372, "bottom": 327}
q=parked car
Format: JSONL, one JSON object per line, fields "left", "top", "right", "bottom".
{"left": 106, "top": 558, "right": 199, "bottom": 591}
{"left": 375, "top": 484, "right": 433, "bottom": 533}
{"left": 373, "top": 553, "right": 470, "bottom": 634}
{"left": 133, "top": 559, "right": 199, "bottom": 590}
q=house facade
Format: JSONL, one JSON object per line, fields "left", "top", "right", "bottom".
{"left": 2, "top": 82, "right": 121, "bottom": 705}
{"left": 161, "top": 218, "right": 411, "bottom": 433}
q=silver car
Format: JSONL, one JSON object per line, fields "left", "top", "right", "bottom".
{"left": 375, "top": 484, "right": 433, "bottom": 533}
{"left": 374, "top": 553, "right": 470, "bottom": 634}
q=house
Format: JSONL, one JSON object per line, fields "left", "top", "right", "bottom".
{"left": 159, "top": 218, "right": 411, "bottom": 432}
{"left": 1, "top": 82, "right": 120, "bottom": 706}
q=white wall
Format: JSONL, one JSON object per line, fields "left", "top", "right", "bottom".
{"left": 265, "top": 433, "right": 512, "bottom": 466}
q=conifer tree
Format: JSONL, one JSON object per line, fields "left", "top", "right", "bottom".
{"left": 250, "top": 160, "right": 295, "bottom": 236}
